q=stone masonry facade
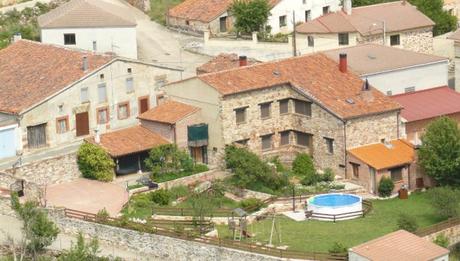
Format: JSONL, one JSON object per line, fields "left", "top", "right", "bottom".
{"left": 358, "top": 27, "right": 434, "bottom": 54}
{"left": 220, "top": 85, "right": 346, "bottom": 176}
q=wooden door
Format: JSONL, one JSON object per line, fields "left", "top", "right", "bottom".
{"left": 27, "top": 123, "right": 47, "bottom": 148}
{"left": 191, "top": 147, "right": 203, "bottom": 163}
{"left": 139, "top": 97, "right": 149, "bottom": 114}
{"left": 76, "top": 112, "right": 89, "bottom": 137}
{"left": 219, "top": 16, "right": 227, "bottom": 32}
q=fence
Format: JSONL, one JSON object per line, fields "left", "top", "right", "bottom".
{"left": 416, "top": 217, "right": 460, "bottom": 237}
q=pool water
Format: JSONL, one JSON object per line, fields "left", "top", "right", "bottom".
{"left": 310, "top": 194, "right": 360, "bottom": 207}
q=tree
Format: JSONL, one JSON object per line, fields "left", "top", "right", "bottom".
{"left": 426, "top": 187, "right": 460, "bottom": 219}
{"left": 58, "top": 233, "right": 100, "bottom": 261}
{"left": 11, "top": 193, "right": 59, "bottom": 258}
{"left": 77, "top": 142, "right": 115, "bottom": 182}
{"left": 292, "top": 153, "right": 319, "bottom": 186}
{"left": 230, "top": 0, "right": 271, "bottom": 34}
{"left": 351, "top": 0, "right": 457, "bottom": 36}
{"left": 145, "top": 144, "right": 193, "bottom": 180}
{"left": 418, "top": 117, "right": 460, "bottom": 186}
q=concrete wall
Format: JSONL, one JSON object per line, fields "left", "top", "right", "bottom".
{"left": 19, "top": 60, "right": 179, "bottom": 154}
{"left": 363, "top": 61, "right": 449, "bottom": 95}
{"left": 40, "top": 26, "right": 138, "bottom": 59}
{"left": 164, "top": 78, "right": 223, "bottom": 165}
{"left": 267, "top": 0, "right": 340, "bottom": 34}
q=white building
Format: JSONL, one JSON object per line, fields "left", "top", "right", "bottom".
{"left": 323, "top": 44, "right": 448, "bottom": 95}
{"left": 267, "top": 0, "right": 340, "bottom": 34}
{"left": 38, "top": 0, "right": 138, "bottom": 59}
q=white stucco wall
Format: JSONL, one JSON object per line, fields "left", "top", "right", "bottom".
{"left": 362, "top": 61, "right": 449, "bottom": 95}
{"left": 268, "top": 0, "right": 340, "bottom": 34}
{"left": 40, "top": 26, "right": 138, "bottom": 59}
{"left": 296, "top": 32, "right": 358, "bottom": 54}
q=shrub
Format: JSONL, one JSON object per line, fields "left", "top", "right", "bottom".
{"left": 239, "top": 198, "right": 266, "bottom": 212}
{"left": 77, "top": 142, "right": 115, "bottom": 182}
{"left": 193, "top": 164, "right": 209, "bottom": 173}
{"left": 328, "top": 242, "right": 347, "bottom": 254}
{"left": 433, "top": 233, "right": 449, "bottom": 248}
{"left": 396, "top": 213, "right": 418, "bottom": 233}
{"left": 145, "top": 144, "right": 194, "bottom": 180}
{"left": 95, "top": 208, "right": 110, "bottom": 223}
{"left": 427, "top": 187, "right": 460, "bottom": 219}
{"left": 292, "top": 153, "right": 319, "bottom": 186}
{"left": 169, "top": 186, "right": 189, "bottom": 200}
{"left": 225, "top": 145, "right": 288, "bottom": 191}
{"left": 149, "top": 189, "right": 171, "bottom": 206}
{"left": 378, "top": 177, "right": 394, "bottom": 197}
{"left": 269, "top": 156, "right": 286, "bottom": 173}
{"left": 321, "top": 168, "right": 335, "bottom": 182}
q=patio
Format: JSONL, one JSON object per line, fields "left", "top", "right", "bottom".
{"left": 45, "top": 178, "right": 129, "bottom": 216}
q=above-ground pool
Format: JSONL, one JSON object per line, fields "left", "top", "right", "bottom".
{"left": 306, "top": 193, "right": 363, "bottom": 221}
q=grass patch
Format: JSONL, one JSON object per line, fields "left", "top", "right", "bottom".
{"left": 152, "top": 164, "right": 209, "bottom": 183}
{"left": 149, "top": 0, "right": 184, "bottom": 25}
{"left": 127, "top": 183, "right": 145, "bottom": 190}
{"left": 217, "top": 192, "right": 445, "bottom": 252}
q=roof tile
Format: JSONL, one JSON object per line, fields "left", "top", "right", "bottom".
{"left": 138, "top": 100, "right": 200, "bottom": 124}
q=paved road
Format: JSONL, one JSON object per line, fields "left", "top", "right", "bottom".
{"left": 0, "top": 214, "right": 146, "bottom": 260}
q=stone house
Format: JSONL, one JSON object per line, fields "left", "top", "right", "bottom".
{"left": 38, "top": 0, "right": 138, "bottom": 59}
{"left": 0, "top": 40, "right": 181, "bottom": 161}
{"left": 347, "top": 139, "right": 416, "bottom": 195}
{"left": 295, "top": 1, "right": 435, "bottom": 55}
{"left": 322, "top": 44, "right": 449, "bottom": 95}
{"left": 167, "top": 0, "right": 340, "bottom": 35}
{"left": 391, "top": 86, "right": 460, "bottom": 145}
{"left": 164, "top": 52, "right": 402, "bottom": 177}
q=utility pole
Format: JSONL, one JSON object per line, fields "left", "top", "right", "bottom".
{"left": 292, "top": 11, "right": 297, "bottom": 57}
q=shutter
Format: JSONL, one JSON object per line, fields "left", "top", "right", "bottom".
{"left": 27, "top": 123, "right": 47, "bottom": 148}
{"left": 76, "top": 112, "right": 90, "bottom": 136}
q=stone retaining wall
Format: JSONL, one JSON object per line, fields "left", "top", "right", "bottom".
{"left": 424, "top": 223, "right": 460, "bottom": 247}
{"left": 4, "top": 153, "right": 81, "bottom": 186}
{"left": 48, "top": 208, "right": 283, "bottom": 261}
{"left": 0, "top": 196, "right": 15, "bottom": 217}
{"left": 158, "top": 169, "right": 232, "bottom": 190}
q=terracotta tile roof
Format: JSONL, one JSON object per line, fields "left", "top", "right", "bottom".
{"left": 168, "top": 0, "right": 281, "bottom": 23}
{"left": 196, "top": 53, "right": 259, "bottom": 74}
{"left": 86, "top": 126, "right": 169, "bottom": 157}
{"left": 297, "top": 1, "right": 434, "bottom": 35}
{"left": 138, "top": 100, "right": 200, "bottom": 124}
{"left": 323, "top": 44, "right": 447, "bottom": 75}
{"left": 0, "top": 40, "right": 112, "bottom": 114}
{"left": 350, "top": 230, "right": 449, "bottom": 261}
{"left": 196, "top": 53, "right": 401, "bottom": 119}
{"left": 348, "top": 140, "right": 414, "bottom": 170}
{"left": 391, "top": 86, "right": 460, "bottom": 122}
{"left": 38, "top": 0, "right": 136, "bottom": 29}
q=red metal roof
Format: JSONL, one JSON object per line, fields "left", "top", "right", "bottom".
{"left": 391, "top": 86, "right": 460, "bottom": 122}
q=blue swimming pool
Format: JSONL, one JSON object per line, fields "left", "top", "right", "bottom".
{"left": 309, "top": 194, "right": 360, "bottom": 207}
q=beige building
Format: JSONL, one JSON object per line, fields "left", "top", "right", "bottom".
{"left": 164, "top": 53, "right": 402, "bottom": 177}
{"left": 295, "top": 1, "right": 435, "bottom": 55}
{"left": 0, "top": 40, "right": 181, "bottom": 161}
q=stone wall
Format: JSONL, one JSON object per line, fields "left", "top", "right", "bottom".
{"left": 345, "top": 111, "right": 399, "bottom": 149}
{"left": 48, "top": 208, "right": 283, "bottom": 261}
{"left": 158, "top": 169, "right": 232, "bottom": 189}
{"left": 221, "top": 85, "right": 346, "bottom": 176}
{"left": 423, "top": 223, "right": 460, "bottom": 247}
{"left": 0, "top": 196, "right": 15, "bottom": 217}
{"left": 126, "top": 0, "right": 150, "bottom": 12}
{"left": 4, "top": 153, "right": 81, "bottom": 186}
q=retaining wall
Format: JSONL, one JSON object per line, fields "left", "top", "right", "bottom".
{"left": 157, "top": 170, "right": 232, "bottom": 190}
{"left": 423, "top": 223, "right": 460, "bottom": 247}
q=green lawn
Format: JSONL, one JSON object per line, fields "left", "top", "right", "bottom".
{"left": 218, "top": 192, "right": 445, "bottom": 252}
{"left": 149, "top": 0, "right": 184, "bottom": 25}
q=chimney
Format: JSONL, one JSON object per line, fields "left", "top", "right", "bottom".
{"left": 339, "top": 53, "right": 347, "bottom": 73}
{"left": 82, "top": 56, "right": 89, "bottom": 71}
{"left": 13, "top": 32, "right": 22, "bottom": 43}
{"left": 239, "top": 55, "right": 248, "bottom": 67}
{"left": 362, "top": 78, "right": 370, "bottom": 91}
{"left": 343, "top": 0, "right": 352, "bottom": 15}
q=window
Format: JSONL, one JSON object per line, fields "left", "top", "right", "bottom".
{"left": 80, "top": 88, "right": 89, "bottom": 103}
{"left": 100, "top": 74, "right": 105, "bottom": 80}
{"left": 305, "top": 10, "right": 311, "bottom": 21}
{"left": 56, "top": 116, "right": 69, "bottom": 134}
{"left": 63, "top": 33, "right": 76, "bottom": 45}
{"left": 324, "top": 137, "right": 334, "bottom": 154}
{"left": 386, "top": 90, "right": 393, "bottom": 96}
{"left": 97, "top": 83, "right": 107, "bottom": 103}
{"left": 307, "top": 36, "right": 314, "bottom": 47}
{"left": 295, "top": 131, "right": 311, "bottom": 147}
{"left": 127, "top": 68, "right": 132, "bottom": 74}
{"left": 351, "top": 163, "right": 360, "bottom": 178}
{"left": 390, "top": 34, "right": 400, "bottom": 46}
{"left": 280, "top": 131, "right": 290, "bottom": 146}
{"left": 338, "top": 33, "right": 349, "bottom": 45}
{"left": 97, "top": 107, "right": 109, "bottom": 124}
{"left": 323, "top": 6, "right": 330, "bottom": 15}
{"left": 404, "top": 87, "right": 415, "bottom": 93}
{"left": 261, "top": 134, "right": 273, "bottom": 150}
{"left": 279, "top": 15, "right": 287, "bottom": 27}
{"left": 27, "top": 123, "right": 47, "bottom": 149}
{"left": 118, "top": 102, "right": 130, "bottom": 120}
{"left": 126, "top": 77, "right": 134, "bottom": 93}
{"left": 390, "top": 167, "right": 403, "bottom": 182}
{"left": 294, "top": 99, "right": 311, "bottom": 116}
{"left": 279, "top": 99, "right": 289, "bottom": 114}
{"left": 260, "top": 102, "right": 271, "bottom": 119}
{"left": 235, "top": 107, "right": 247, "bottom": 124}
{"left": 92, "top": 41, "right": 97, "bottom": 52}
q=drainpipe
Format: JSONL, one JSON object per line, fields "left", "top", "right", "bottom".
{"left": 343, "top": 120, "right": 348, "bottom": 179}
